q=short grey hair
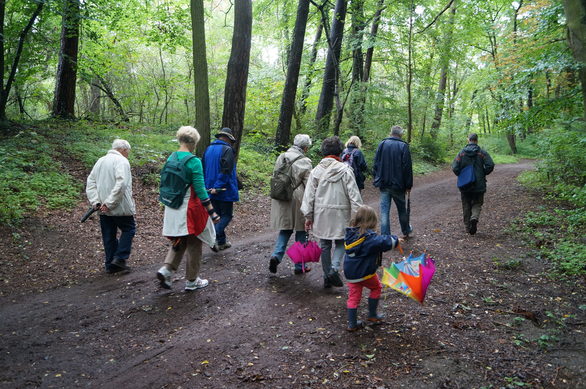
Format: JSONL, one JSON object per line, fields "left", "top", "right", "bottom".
{"left": 112, "top": 139, "right": 131, "bottom": 150}
{"left": 390, "top": 126, "right": 404, "bottom": 136}
{"left": 176, "top": 126, "right": 201, "bottom": 146}
{"left": 293, "top": 134, "right": 312, "bottom": 149}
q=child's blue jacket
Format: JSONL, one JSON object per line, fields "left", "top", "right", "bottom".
{"left": 343, "top": 227, "right": 398, "bottom": 283}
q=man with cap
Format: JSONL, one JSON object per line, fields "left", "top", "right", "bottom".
{"left": 451, "top": 133, "right": 494, "bottom": 235}
{"left": 202, "top": 127, "right": 239, "bottom": 251}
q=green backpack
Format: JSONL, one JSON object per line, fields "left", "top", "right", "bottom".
{"left": 159, "top": 152, "right": 196, "bottom": 209}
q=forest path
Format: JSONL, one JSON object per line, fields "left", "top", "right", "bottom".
{"left": 1, "top": 160, "right": 584, "bottom": 389}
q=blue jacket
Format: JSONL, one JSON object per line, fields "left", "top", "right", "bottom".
{"left": 342, "top": 145, "right": 368, "bottom": 190}
{"left": 373, "top": 137, "right": 413, "bottom": 191}
{"left": 202, "top": 139, "right": 239, "bottom": 202}
{"left": 451, "top": 143, "right": 494, "bottom": 193}
{"left": 343, "top": 227, "right": 399, "bottom": 283}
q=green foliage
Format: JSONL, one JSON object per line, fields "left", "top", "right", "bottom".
{"left": 235, "top": 143, "right": 276, "bottom": 194}
{"left": 410, "top": 136, "right": 448, "bottom": 164}
{"left": 0, "top": 129, "right": 81, "bottom": 224}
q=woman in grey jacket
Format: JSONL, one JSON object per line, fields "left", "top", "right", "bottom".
{"left": 301, "top": 136, "right": 363, "bottom": 288}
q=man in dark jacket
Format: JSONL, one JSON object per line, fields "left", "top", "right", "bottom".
{"left": 451, "top": 133, "right": 495, "bottom": 235}
{"left": 373, "top": 125, "right": 413, "bottom": 238}
{"left": 203, "top": 127, "right": 240, "bottom": 250}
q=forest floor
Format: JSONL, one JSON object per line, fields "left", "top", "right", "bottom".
{"left": 0, "top": 159, "right": 585, "bottom": 389}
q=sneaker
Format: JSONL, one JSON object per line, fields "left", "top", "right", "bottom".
{"left": 294, "top": 266, "right": 311, "bottom": 275}
{"left": 185, "top": 277, "right": 209, "bottom": 291}
{"left": 469, "top": 219, "right": 478, "bottom": 235}
{"left": 218, "top": 241, "right": 232, "bottom": 251}
{"left": 157, "top": 266, "right": 172, "bottom": 289}
{"left": 402, "top": 226, "right": 414, "bottom": 239}
{"left": 211, "top": 243, "right": 220, "bottom": 252}
{"left": 324, "top": 278, "right": 332, "bottom": 289}
{"left": 328, "top": 271, "right": 344, "bottom": 287}
{"left": 111, "top": 258, "right": 130, "bottom": 271}
{"left": 269, "top": 256, "right": 279, "bottom": 273}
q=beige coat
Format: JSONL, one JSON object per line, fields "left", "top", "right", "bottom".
{"left": 269, "top": 146, "right": 312, "bottom": 231}
{"left": 86, "top": 150, "right": 135, "bottom": 216}
{"left": 301, "top": 157, "right": 363, "bottom": 240}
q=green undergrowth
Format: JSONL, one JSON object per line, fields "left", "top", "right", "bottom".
{"left": 511, "top": 123, "right": 586, "bottom": 277}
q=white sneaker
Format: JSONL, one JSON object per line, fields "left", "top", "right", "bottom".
{"left": 157, "top": 266, "right": 172, "bottom": 289}
{"left": 185, "top": 277, "right": 209, "bottom": 291}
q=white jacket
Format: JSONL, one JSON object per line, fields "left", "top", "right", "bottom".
{"left": 301, "top": 157, "right": 363, "bottom": 240}
{"left": 86, "top": 150, "right": 136, "bottom": 216}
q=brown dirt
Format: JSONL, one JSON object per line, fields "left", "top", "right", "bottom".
{"left": 0, "top": 160, "right": 585, "bottom": 388}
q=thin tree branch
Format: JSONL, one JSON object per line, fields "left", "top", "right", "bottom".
{"left": 416, "top": 0, "right": 455, "bottom": 34}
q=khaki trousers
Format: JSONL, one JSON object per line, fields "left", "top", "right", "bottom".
{"left": 164, "top": 235, "right": 202, "bottom": 281}
{"left": 461, "top": 191, "right": 485, "bottom": 228}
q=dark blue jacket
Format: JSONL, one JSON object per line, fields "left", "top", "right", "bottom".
{"left": 343, "top": 227, "right": 399, "bottom": 283}
{"left": 342, "top": 146, "right": 369, "bottom": 190}
{"left": 373, "top": 137, "right": 413, "bottom": 191}
{"left": 451, "top": 143, "right": 494, "bottom": 193}
{"left": 202, "top": 139, "right": 239, "bottom": 202}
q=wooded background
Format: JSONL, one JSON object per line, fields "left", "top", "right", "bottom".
{"left": 1, "top": 0, "right": 584, "bottom": 159}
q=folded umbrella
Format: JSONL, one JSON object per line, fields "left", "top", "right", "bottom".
{"left": 381, "top": 252, "right": 436, "bottom": 304}
{"left": 286, "top": 235, "right": 321, "bottom": 271}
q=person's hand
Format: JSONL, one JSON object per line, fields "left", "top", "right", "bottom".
{"left": 211, "top": 212, "right": 220, "bottom": 224}
{"left": 304, "top": 220, "right": 313, "bottom": 232}
{"left": 209, "top": 188, "right": 217, "bottom": 195}
{"left": 398, "top": 238, "right": 406, "bottom": 245}
{"left": 99, "top": 204, "right": 110, "bottom": 213}
{"left": 406, "top": 189, "right": 411, "bottom": 194}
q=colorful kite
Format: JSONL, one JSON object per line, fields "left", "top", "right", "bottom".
{"left": 381, "top": 252, "right": 436, "bottom": 304}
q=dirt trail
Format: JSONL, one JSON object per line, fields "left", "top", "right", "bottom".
{"left": 0, "top": 161, "right": 585, "bottom": 389}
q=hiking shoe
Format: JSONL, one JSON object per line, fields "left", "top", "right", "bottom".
{"left": 211, "top": 243, "right": 220, "bottom": 252}
{"left": 294, "top": 266, "right": 311, "bottom": 275}
{"left": 347, "top": 320, "right": 365, "bottom": 332}
{"left": 185, "top": 277, "right": 209, "bottom": 291}
{"left": 111, "top": 258, "right": 130, "bottom": 271}
{"left": 367, "top": 315, "right": 385, "bottom": 324}
{"left": 324, "top": 278, "right": 332, "bottom": 289}
{"left": 157, "top": 266, "right": 172, "bottom": 289}
{"left": 218, "top": 241, "right": 232, "bottom": 250}
{"left": 269, "top": 256, "right": 279, "bottom": 273}
{"left": 469, "top": 219, "right": 478, "bottom": 235}
{"left": 402, "top": 226, "right": 414, "bottom": 239}
{"left": 328, "top": 271, "right": 344, "bottom": 287}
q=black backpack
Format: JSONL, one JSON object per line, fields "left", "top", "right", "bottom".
{"left": 159, "top": 152, "right": 196, "bottom": 209}
{"left": 269, "top": 154, "right": 304, "bottom": 201}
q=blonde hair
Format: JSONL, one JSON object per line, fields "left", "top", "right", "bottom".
{"left": 176, "top": 126, "right": 200, "bottom": 146}
{"left": 350, "top": 205, "right": 378, "bottom": 235}
{"left": 345, "top": 135, "right": 362, "bottom": 149}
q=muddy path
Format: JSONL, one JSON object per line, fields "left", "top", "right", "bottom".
{"left": 0, "top": 161, "right": 585, "bottom": 388}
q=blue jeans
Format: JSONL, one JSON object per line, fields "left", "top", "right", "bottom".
{"left": 319, "top": 239, "right": 345, "bottom": 278}
{"left": 380, "top": 188, "right": 411, "bottom": 236}
{"left": 212, "top": 200, "right": 233, "bottom": 245}
{"left": 272, "top": 230, "right": 307, "bottom": 270}
{"left": 99, "top": 215, "right": 136, "bottom": 271}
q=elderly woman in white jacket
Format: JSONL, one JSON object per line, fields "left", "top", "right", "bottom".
{"left": 301, "top": 136, "right": 363, "bottom": 288}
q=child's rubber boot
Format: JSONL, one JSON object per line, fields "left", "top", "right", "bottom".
{"left": 367, "top": 298, "right": 384, "bottom": 324}
{"left": 347, "top": 308, "right": 365, "bottom": 332}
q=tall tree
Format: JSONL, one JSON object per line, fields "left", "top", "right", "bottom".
{"left": 222, "top": 0, "right": 252, "bottom": 159}
{"left": 347, "top": 0, "right": 365, "bottom": 135}
{"left": 315, "top": 0, "right": 347, "bottom": 133}
{"left": 299, "top": 13, "right": 326, "bottom": 115}
{"left": 406, "top": 0, "right": 414, "bottom": 143}
{"left": 52, "top": 0, "right": 80, "bottom": 119}
{"left": 562, "top": 0, "right": 586, "bottom": 120}
{"left": 0, "top": 0, "right": 44, "bottom": 125}
{"left": 191, "top": 0, "right": 211, "bottom": 155}
{"left": 275, "top": 0, "right": 310, "bottom": 149}
{"left": 429, "top": 0, "right": 456, "bottom": 137}
{"left": 362, "top": 0, "right": 384, "bottom": 83}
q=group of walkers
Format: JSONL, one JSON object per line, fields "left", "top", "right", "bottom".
{"left": 86, "top": 125, "right": 494, "bottom": 331}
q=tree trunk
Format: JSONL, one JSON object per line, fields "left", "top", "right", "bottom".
{"left": 191, "top": 0, "right": 211, "bottom": 155}
{"left": 406, "top": 0, "right": 414, "bottom": 143}
{"left": 0, "top": 1, "right": 44, "bottom": 124}
{"left": 275, "top": 0, "right": 310, "bottom": 150}
{"left": 89, "top": 79, "right": 101, "bottom": 118}
{"left": 348, "top": 0, "right": 365, "bottom": 136}
{"left": 429, "top": 0, "right": 456, "bottom": 137}
{"left": 52, "top": 0, "right": 80, "bottom": 119}
{"left": 362, "top": 0, "right": 384, "bottom": 83}
{"left": 299, "top": 19, "right": 324, "bottom": 115}
{"left": 315, "top": 0, "right": 348, "bottom": 133}
{"left": 91, "top": 75, "right": 129, "bottom": 122}
{"left": 562, "top": 0, "right": 586, "bottom": 120}
{"left": 221, "top": 0, "right": 252, "bottom": 160}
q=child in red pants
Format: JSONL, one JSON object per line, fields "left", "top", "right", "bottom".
{"left": 343, "top": 205, "right": 402, "bottom": 331}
